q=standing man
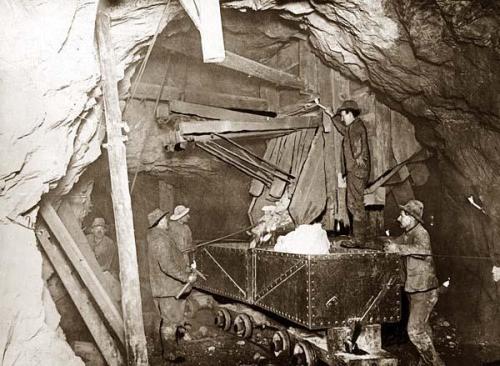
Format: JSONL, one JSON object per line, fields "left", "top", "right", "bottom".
{"left": 330, "top": 100, "right": 371, "bottom": 247}
{"left": 385, "top": 200, "right": 445, "bottom": 366}
{"left": 169, "top": 205, "right": 193, "bottom": 262}
{"left": 147, "top": 208, "right": 196, "bottom": 363}
{"left": 86, "top": 217, "right": 119, "bottom": 279}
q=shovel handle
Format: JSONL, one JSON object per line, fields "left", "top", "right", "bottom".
{"left": 175, "top": 282, "right": 191, "bottom": 299}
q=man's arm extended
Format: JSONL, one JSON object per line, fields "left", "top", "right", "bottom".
{"left": 330, "top": 114, "right": 346, "bottom": 136}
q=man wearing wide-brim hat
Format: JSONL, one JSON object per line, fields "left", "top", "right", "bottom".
{"left": 329, "top": 99, "right": 371, "bottom": 247}
{"left": 146, "top": 208, "right": 196, "bottom": 362}
{"left": 169, "top": 205, "right": 193, "bottom": 262}
{"left": 385, "top": 200, "right": 444, "bottom": 366}
{"left": 86, "top": 217, "right": 119, "bottom": 279}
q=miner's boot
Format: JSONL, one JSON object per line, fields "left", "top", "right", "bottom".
{"left": 161, "top": 326, "right": 185, "bottom": 363}
{"left": 341, "top": 219, "right": 366, "bottom": 248}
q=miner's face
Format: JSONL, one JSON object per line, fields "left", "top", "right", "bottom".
{"left": 179, "top": 214, "right": 190, "bottom": 224}
{"left": 397, "top": 210, "right": 413, "bottom": 230}
{"left": 341, "top": 110, "right": 354, "bottom": 125}
{"left": 92, "top": 225, "right": 105, "bottom": 239}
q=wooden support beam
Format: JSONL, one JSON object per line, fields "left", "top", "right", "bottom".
{"left": 184, "top": 130, "right": 293, "bottom": 142}
{"left": 179, "top": 115, "right": 320, "bottom": 135}
{"left": 223, "top": 51, "right": 305, "bottom": 89}
{"left": 36, "top": 227, "right": 124, "bottom": 366}
{"left": 39, "top": 201, "right": 125, "bottom": 344}
{"left": 96, "top": 12, "right": 149, "bottom": 366}
{"left": 134, "top": 82, "right": 271, "bottom": 112}
{"left": 162, "top": 42, "right": 305, "bottom": 89}
{"left": 57, "top": 200, "right": 121, "bottom": 303}
{"left": 157, "top": 100, "right": 270, "bottom": 122}
{"left": 178, "top": 0, "right": 225, "bottom": 63}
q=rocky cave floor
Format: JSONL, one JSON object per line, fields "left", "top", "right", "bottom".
{"left": 143, "top": 309, "right": 500, "bottom": 366}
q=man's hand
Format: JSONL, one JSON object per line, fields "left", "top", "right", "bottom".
{"left": 188, "top": 273, "right": 197, "bottom": 284}
{"left": 384, "top": 243, "right": 399, "bottom": 253}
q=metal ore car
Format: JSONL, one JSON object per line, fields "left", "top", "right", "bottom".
{"left": 194, "top": 241, "right": 403, "bottom": 366}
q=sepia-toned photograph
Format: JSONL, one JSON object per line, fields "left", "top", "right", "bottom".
{"left": 1, "top": 1, "right": 499, "bottom": 365}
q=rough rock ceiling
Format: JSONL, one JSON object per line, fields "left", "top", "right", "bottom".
{"left": 1, "top": 4, "right": 499, "bottom": 365}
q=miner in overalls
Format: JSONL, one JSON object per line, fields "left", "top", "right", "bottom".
{"left": 330, "top": 100, "right": 371, "bottom": 247}
{"left": 385, "top": 200, "right": 445, "bottom": 366}
{"left": 147, "top": 208, "right": 196, "bottom": 363}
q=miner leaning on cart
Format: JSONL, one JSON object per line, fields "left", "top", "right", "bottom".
{"left": 385, "top": 200, "right": 445, "bottom": 366}
{"left": 147, "top": 208, "right": 197, "bottom": 363}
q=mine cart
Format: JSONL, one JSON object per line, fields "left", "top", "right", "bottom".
{"left": 194, "top": 242, "right": 403, "bottom": 365}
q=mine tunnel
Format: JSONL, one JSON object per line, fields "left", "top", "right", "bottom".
{"left": 1, "top": 1, "right": 500, "bottom": 366}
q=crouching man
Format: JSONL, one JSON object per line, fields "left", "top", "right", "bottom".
{"left": 147, "top": 208, "right": 196, "bottom": 363}
{"left": 385, "top": 200, "right": 445, "bottom": 366}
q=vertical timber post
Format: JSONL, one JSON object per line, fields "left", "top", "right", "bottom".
{"left": 95, "top": 11, "right": 149, "bottom": 366}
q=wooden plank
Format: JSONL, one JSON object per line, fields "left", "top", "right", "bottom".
{"left": 289, "top": 129, "right": 327, "bottom": 224}
{"left": 135, "top": 82, "right": 270, "bottom": 112}
{"left": 221, "top": 51, "right": 305, "bottom": 89}
{"left": 269, "top": 133, "right": 296, "bottom": 199}
{"left": 157, "top": 100, "right": 270, "bottom": 122}
{"left": 185, "top": 130, "right": 293, "bottom": 142}
{"left": 299, "top": 40, "right": 318, "bottom": 94}
{"left": 197, "top": 0, "right": 225, "bottom": 63}
{"left": 259, "top": 54, "right": 280, "bottom": 112}
{"left": 96, "top": 12, "right": 148, "bottom": 365}
{"left": 179, "top": 116, "right": 320, "bottom": 135}
{"left": 57, "top": 200, "right": 122, "bottom": 304}
{"left": 318, "top": 61, "right": 336, "bottom": 229}
{"left": 163, "top": 42, "right": 305, "bottom": 89}
{"left": 40, "top": 201, "right": 125, "bottom": 344}
{"left": 372, "top": 100, "right": 392, "bottom": 179}
{"left": 37, "top": 227, "right": 124, "bottom": 366}
{"left": 249, "top": 138, "right": 278, "bottom": 197}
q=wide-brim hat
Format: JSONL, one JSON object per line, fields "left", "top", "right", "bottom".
{"left": 148, "top": 208, "right": 169, "bottom": 228}
{"left": 91, "top": 217, "right": 107, "bottom": 228}
{"left": 399, "top": 199, "right": 424, "bottom": 224}
{"left": 170, "top": 205, "right": 190, "bottom": 221}
{"left": 338, "top": 100, "right": 361, "bottom": 114}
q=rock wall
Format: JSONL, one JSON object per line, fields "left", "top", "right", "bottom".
{"left": 224, "top": 0, "right": 500, "bottom": 343}
{"left": 0, "top": 1, "right": 180, "bottom": 364}
{"left": 1, "top": 2, "right": 499, "bottom": 365}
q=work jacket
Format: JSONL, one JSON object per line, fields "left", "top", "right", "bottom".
{"left": 393, "top": 223, "right": 439, "bottom": 293}
{"left": 86, "top": 234, "right": 119, "bottom": 278}
{"left": 147, "top": 226, "right": 190, "bottom": 297}
{"left": 169, "top": 220, "right": 193, "bottom": 263}
{"left": 331, "top": 116, "right": 370, "bottom": 179}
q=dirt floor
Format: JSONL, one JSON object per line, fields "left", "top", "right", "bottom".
{"left": 146, "top": 307, "right": 500, "bottom": 366}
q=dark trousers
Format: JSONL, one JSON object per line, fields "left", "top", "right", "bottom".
{"left": 407, "top": 289, "right": 445, "bottom": 366}
{"left": 347, "top": 173, "right": 368, "bottom": 239}
{"left": 153, "top": 297, "right": 186, "bottom": 358}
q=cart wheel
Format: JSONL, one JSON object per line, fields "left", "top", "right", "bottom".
{"left": 292, "top": 342, "right": 317, "bottom": 366}
{"left": 214, "top": 308, "right": 232, "bottom": 331}
{"left": 233, "top": 313, "right": 253, "bottom": 338}
{"left": 271, "top": 330, "right": 291, "bottom": 357}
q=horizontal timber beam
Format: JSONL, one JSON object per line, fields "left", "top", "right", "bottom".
{"left": 179, "top": 115, "right": 320, "bottom": 135}
{"left": 133, "top": 82, "right": 271, "bottom": 112}
{"left": 222, "top": 51, "right": 305, "bottom": 89}
{"left": 157, "top": 100, "right": 271, "bottom": 122}
{"left": 162, "top": 43, "right": 305, "bottom": 90}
